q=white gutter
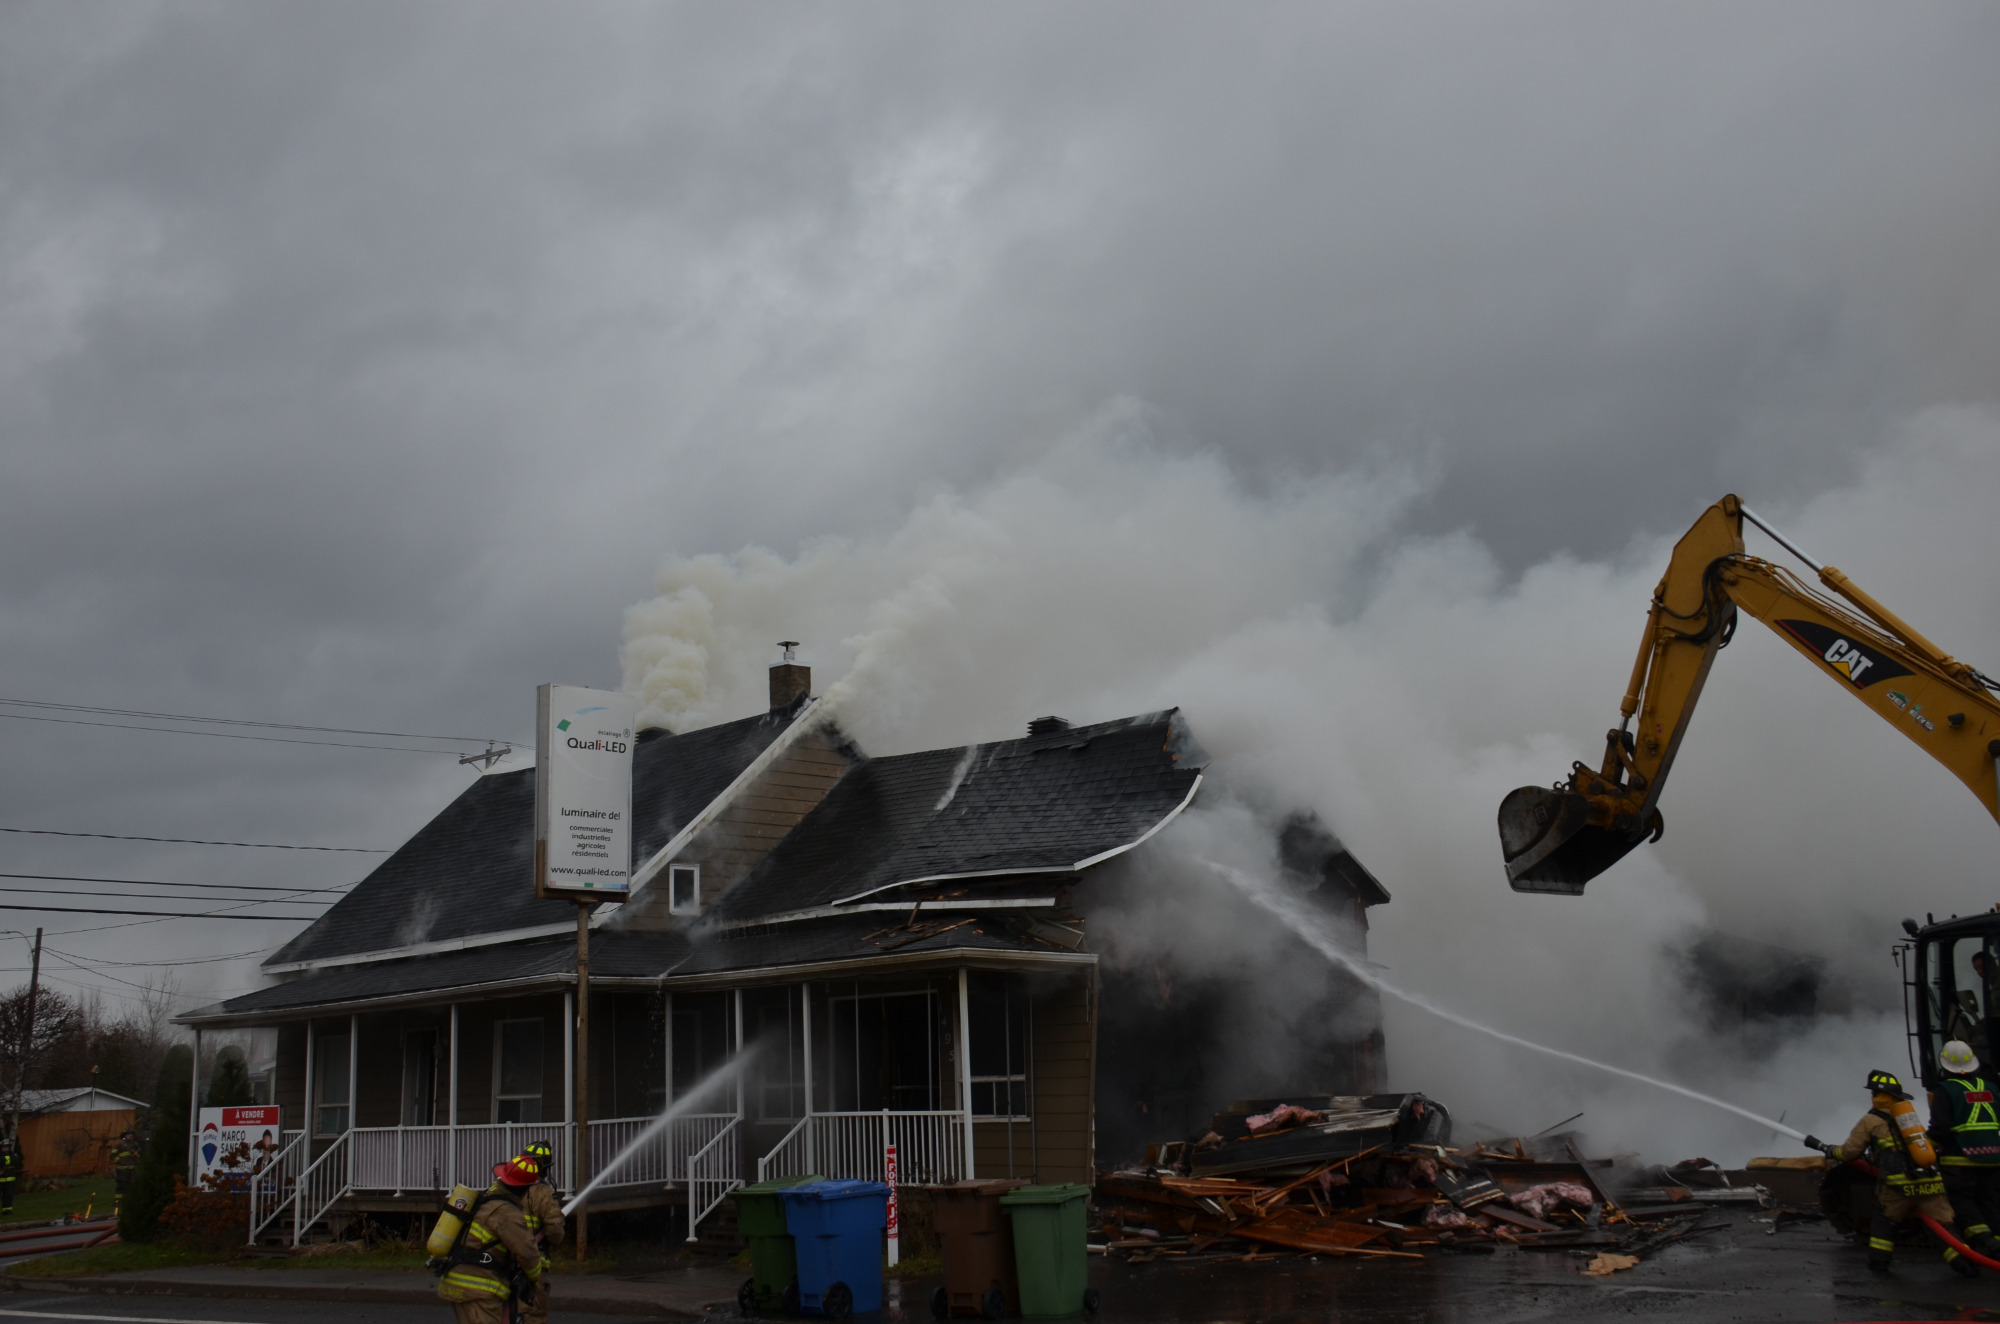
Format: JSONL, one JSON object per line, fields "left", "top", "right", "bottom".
{"left": 824, "top": 771, "right": 1204, "bottom": 910}
{"left": 716, "top": 897, "right": 1058, "bottom": 931}
{"left": 262, "top": 921, "right": 575, "bottom": 976}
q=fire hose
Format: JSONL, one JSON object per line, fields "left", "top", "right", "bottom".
{"left": 1842, "top": 1158, "right": 2000, "bottom": 1273}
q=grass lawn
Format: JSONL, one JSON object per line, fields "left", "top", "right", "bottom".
{"left": 0, "top": 1176, "right": 116, "bottom": 1228}
{"left": 4, "top": 1244, "right": 212, "bottom": 1279}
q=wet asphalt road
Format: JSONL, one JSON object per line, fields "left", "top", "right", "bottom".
{"left": 1, "top": 1211, "right": 1996, "bottom": 1323}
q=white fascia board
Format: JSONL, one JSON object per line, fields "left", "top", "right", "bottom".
{"left": 717, "top": 897, "right": 1057, "bottom": 931}
{"left": 821, "top": 772, "right": 1204, "bottom": 911}
{"left": 261, "top": 921, "right": 575, "bottom": 975}
{"left": 614, "top": 697, "right": 827, "bottom": 921}
{"left": 660, "top": 943, "right": 1097, "bottom": 992}
{"left": 829, "top": 867, "right": 1070, "bottom": 909}
{"left": 1070, "top": 772, "right": 1202, "bottom": 869}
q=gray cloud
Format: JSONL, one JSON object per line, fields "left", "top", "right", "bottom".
{"left": 1, "top": 0, "right": 1996, "bottom": 1038}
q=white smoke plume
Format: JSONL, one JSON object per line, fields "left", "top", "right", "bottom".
{"left": 621, "top": 401, "right": 2000, "bottom": 1163}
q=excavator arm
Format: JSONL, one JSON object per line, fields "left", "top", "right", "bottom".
{"left": 1500, "top": 494, "right": 2000, "bottom": 894}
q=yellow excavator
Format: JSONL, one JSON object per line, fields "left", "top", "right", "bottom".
{"left": 1499, "top": 494, "right": 2000, "bottom": 895}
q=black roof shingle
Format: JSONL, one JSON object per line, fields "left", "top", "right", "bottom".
{"left": 712, "top": 710, "right": 1202, "bottom": 920}
{"left": 264, "top": 705, "right": 815, "bottom": 967}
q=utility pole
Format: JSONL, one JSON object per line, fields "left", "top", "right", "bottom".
{"left": 11, "top": 929, "right": 41, "bottom": 1144}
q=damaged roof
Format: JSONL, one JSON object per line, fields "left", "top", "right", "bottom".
{"left": 710, "top": 709, "right": 1203, "bottom": 921}
{"left": 263, "top": 703, "right": 818, "bottom": 969}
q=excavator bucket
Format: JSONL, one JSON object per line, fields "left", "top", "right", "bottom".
{"left": 1497, "top": 785, "right": 1644, "bottom": 896}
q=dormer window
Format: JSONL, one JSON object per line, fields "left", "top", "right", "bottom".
{"left": 669, "top": 864, "right": 700, "bottom": 914}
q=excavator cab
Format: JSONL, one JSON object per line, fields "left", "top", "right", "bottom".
{"left": 1904, "top": 914, "right": 2000, "bottom": 1090}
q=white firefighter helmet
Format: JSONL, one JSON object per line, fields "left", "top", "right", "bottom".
{"left": 1941, "top": 1040, "right": 1980, "bottom": 1074}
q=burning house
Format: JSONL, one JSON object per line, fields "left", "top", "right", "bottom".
{"left": 179, "top": 659, "right": 1390, "bottom": 1242}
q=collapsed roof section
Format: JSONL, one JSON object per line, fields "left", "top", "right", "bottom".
{"left": 706, "top": 709, "right": 1206, "bottom": 925}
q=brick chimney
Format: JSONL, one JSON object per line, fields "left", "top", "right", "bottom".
{"left": 770, "top": 641, "right": 811, "bottom": 710}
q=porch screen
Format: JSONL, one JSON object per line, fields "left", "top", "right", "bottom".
{"left": 968, "top": 974, "right": 1030, "bottom": 1119}
{"left": 494, "top": 1019, "right": 544, "bottom": 1123}
{"left": 314, "top": 1034, "right": 351, "bottom": 1136}
{"left": 827, "top": 984, "right": 944, "bottom": 1112}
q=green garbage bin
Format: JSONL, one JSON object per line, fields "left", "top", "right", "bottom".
{"left": 734, "top": 1173, "right": 824, "bottom": 1316}
{"left": 999, "top": 1183, "right": 1099, "bottom": 1318}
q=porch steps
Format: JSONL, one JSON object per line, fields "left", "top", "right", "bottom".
{"left": 692, "top": 1198, "right": 744, "bottom": 1254}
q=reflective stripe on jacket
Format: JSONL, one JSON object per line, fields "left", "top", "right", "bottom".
{"left": 1935, "top": 1075, "right": 2000, "bottom": 1166}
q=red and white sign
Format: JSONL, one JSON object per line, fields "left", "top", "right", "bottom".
{"left": 196, "top": 1105, "right": 282, "bottom": 1184}
{"left": 884, "top": 1141, "right": 900, "bottom": 1266}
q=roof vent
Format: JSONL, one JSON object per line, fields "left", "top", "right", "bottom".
{"left": 1028, "top": 715, "right": 1071, "bottom": 737}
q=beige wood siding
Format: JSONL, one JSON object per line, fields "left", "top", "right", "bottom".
{"left": 624, "top": 728, "right": 855, "bottom": 927}
{"left": 1027, "top": 972, "right": 1094, "bottom": 1184}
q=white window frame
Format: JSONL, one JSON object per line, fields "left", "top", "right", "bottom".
{"left": 968, "top": 979, "right": 1032, "bottom": 1122}
{"left": 491, "top": 1017, "right": 545, "bottom": 1124}
{"left": 313, "top": 1033, "right": 351, "bottom": 1137}
{"left": 668, "top": 863, "right": 701, "bottom": 915}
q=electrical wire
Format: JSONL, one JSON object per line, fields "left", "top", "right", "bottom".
{"left": 0, "top": 872, "right": 354, "bottom": 895}
{"left": 0, "top": 904, "right": 317, "bottom": 919}
{"left": 0, "top": 696, "right": 518, "bottom": 745}
{"left": 0, "top": 826, "right": 386, "bottom": 853}
{"left": 0, "top": 886, "right": 322, "bottom": 906}
{"left": 40, "top": 945, "right": 268, "bottom": 968}
{"left": 32, "top": 880, "right": 339, "bottom": 935}
{"left": 0, "top": 709, "right": 486, "bottom": 755}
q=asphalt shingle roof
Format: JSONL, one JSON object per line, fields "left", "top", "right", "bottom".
{"left": 264, "top": 705, "right": 813, "bottom": 967}
{"left": 218, "top": 929, "right": 693, "bottom": 1016}
{"left": 712, "top": 710, "right": 1202, "bottom": 920}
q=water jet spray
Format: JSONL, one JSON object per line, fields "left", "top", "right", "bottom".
{"left": 1209, "top": 860, "right": 1807, "bottom": 1142}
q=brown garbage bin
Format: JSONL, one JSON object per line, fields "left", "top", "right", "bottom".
{"left": 930, "top": 1179, "right": 1030, "bottom": 1319}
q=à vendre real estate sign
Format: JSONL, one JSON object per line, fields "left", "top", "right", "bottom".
{"left": 534, "top": 683, "right": 638, "bottom": 900}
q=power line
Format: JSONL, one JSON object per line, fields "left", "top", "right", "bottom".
{"left": 0, "top": 886, "right": 323, "bottom": 907}
{"left": 0, "top": 697, "right": 519, "bottom": 745}
{"left": 0, "top": 709, "right": 482, "bottom": 755}
{"left": 40, "top": 945, "right": 267, "bottom": 968}
{"left": 0, "top": 904, "right": 314, "bottom": 920}
{"left": 0, "top": 826, "right": 387, "bottom": 853}
{"left": 0, "top": 872, "right": 354, "bottom": 896}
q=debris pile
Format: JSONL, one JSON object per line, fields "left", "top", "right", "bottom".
{"left": 1095, "top": 1094, "right": 1791, "bottom": 1266}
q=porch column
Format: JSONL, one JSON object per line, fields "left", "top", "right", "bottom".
{"left": 304, "top": 1021, "right": 316, "bottom": 1140}
{"left": 733, "top": 988, "right": 745, "bottom": 1119}
{"left": 347, "top": 1014, "right": 359, "bottom": 1136}
{"left": 563, "top": 990, "right": 575, "bottom": 1190}
{"left": 800, "top": 983, "right": 814, "bottom": 1173}
{"left": 447, "top": 1005, "right": 459, "bottom": 1187}
{"left": 189, "top": 1026, "right": 202, "bottom": 1181}
{"left": 661, "top": 990, "right": 673, "bottom": 1108}
{"left": 956, "top": 968, "right": 975, "bottom": 1179}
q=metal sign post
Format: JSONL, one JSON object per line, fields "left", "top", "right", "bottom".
{"left": 533, "top": 682, "right": 637, "bottom": 1264}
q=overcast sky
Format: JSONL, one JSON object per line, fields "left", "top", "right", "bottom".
{"left": 3, "top": 2, "right": 1998, "bottom": 1037}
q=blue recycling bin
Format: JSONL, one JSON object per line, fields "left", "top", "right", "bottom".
{"left": 778, "top": 1179, "right": 891, "bottom": 1319}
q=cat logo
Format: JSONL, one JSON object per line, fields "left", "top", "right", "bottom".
{"left": 1773, "top": 619, "right": 1912, "bottom": 690}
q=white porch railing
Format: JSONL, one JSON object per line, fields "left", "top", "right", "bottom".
{"left": 289, "top": 1130, "right": 351, "bottom": 1247}
{"left": 246, "top": 1130, "right": 310, "bottom": 1244}
{"left": 785, "top": 1111, "right": 969, "bottom": 1186}
{"left": 685, "top": 1118, "right": 742, "bottom": 1241}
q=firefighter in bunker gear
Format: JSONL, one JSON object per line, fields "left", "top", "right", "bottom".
{"left": 0, "top": 1136, "right": 18, "bottom": 1214}
{"left": 1805, "top": 1070, "right": 1975, "bottom": 1274}
{"left": 511, "top": 1144, "right": 564, "bottom": 1324}
{"left": 110, "top": 1129, "right": 140, "bottom": 1194}
{"left": 435, "top": 1158, "right": 548, "bottom": 1324}
{"left": 1931, "top": 1040, "right": 2000, "bottom": 1258}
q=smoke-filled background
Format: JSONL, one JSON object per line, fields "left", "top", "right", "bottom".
{"left": 3, "top": 3, "right": 1999, "bottom": 1158}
